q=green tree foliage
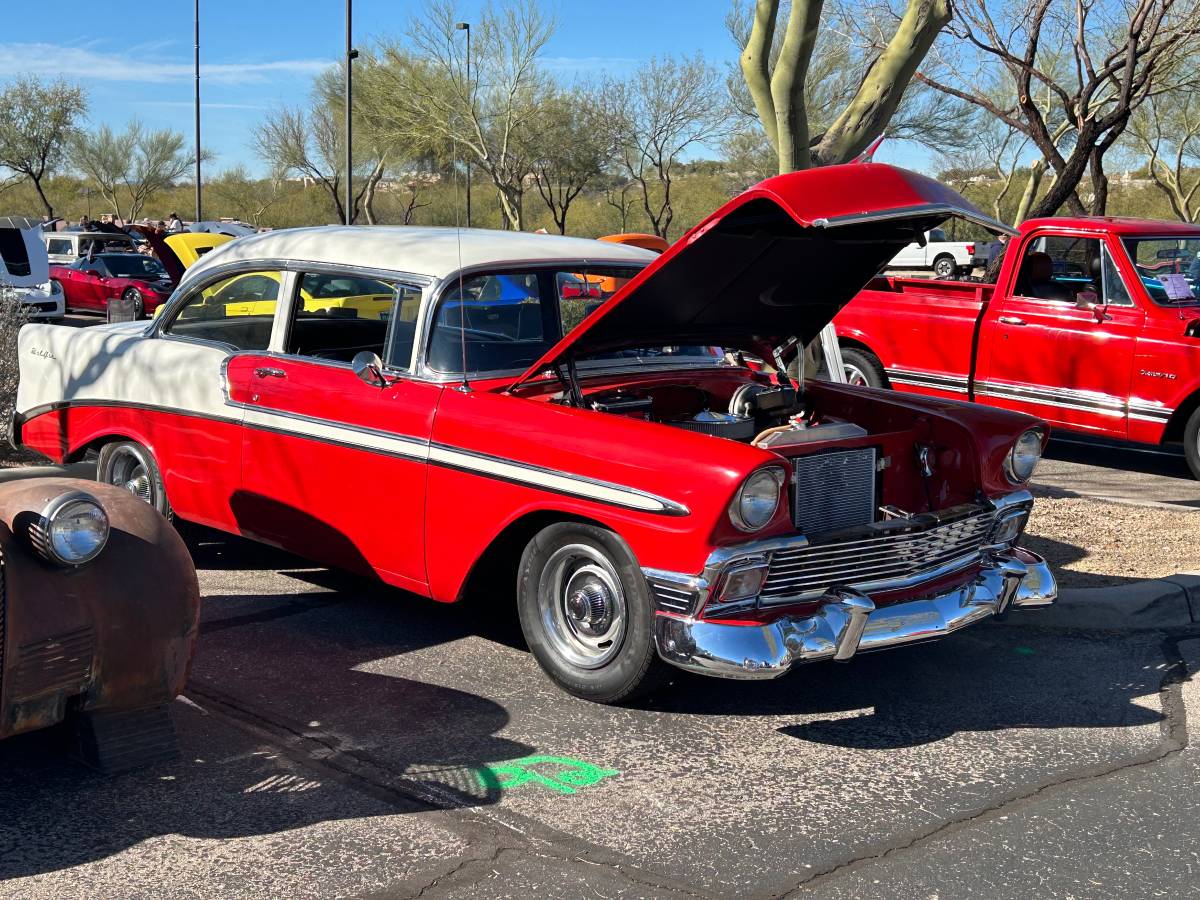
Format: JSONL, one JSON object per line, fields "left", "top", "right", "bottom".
{"left": 70, "top": 121, "right": 197, "bottom": 223}
{"left": 0, "top": 77, "right": 88, "bottom": 217}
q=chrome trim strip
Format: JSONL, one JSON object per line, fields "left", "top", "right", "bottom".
{"left": 819, "top": 203, "right": 1017, "bottom": 237}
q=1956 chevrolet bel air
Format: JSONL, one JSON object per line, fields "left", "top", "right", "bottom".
{"left": 15, "top": 163, "right": 1057, "bottom": 703}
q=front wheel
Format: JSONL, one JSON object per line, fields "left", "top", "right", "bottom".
{"left": 517, "top": 522, "right": 666, "bottom": 703}
{"left": 96, "top": 440, "right": 172, "bottom": 519}
{"left": 121, "top": 288, "right": 145, "bottom": 319}
{"left": 933, "top": 255, "right": 959, "bottom": 280}
{"left": 1183, "top": 408, "right": 1200, "bottom": 480}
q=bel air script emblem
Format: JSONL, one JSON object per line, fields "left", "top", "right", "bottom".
{"left": 28, "top": 347, "right": 54, "bottom": 360}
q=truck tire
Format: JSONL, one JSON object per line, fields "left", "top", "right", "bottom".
{"left": 933, "top": 255, "right": 958, "bottom": 280}
{"left": 841, "top": 347, "right": 888, "bottom": 389}
{"left": 517, "top": 521, "right": 667, "bottom": 703}
{"left": 1184, "top": 407, "right": 1200, "bottom": 480}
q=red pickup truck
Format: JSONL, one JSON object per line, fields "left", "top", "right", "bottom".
{"left": 835, "top": 216, "right": 1200, "bottom": 476}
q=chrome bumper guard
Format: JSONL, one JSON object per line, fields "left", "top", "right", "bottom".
{"left": 652, "top": 547, "right": 1056, "bottom": 680}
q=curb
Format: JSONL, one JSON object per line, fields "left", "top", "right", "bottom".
{"left": 1029, "top": 575, "right": 1200, "bottom": 629}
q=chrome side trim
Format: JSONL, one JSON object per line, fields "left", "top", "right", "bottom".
{"left": 886, "top": 368, "right": 970, "bottom": 395}
{"left": 976, "top": 380, "right": 1174, "bottom": 422}
{"left": 654, "top": 548, "right": 1056, "bottom": 680}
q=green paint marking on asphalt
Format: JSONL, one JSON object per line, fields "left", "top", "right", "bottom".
{"left": 1015, "top": 645, "right": 1035, "bottom": 655}
{"left": 476, "top": 755, "right": 620, "bottom": 795}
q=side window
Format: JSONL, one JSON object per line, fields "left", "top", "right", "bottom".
{"left": 46, "top": 238, "right": 73, "bottom": 256}
{"left": 163, "top": 270, "right": 282, "bottom": 351}
{"left": 285, "top": 272, "right": 422, "bottom": 368}
{"left": 1014, "top": 236, "right": 1102, "bottom": 303}
{"left": 427, "top": 272, "right": 551, "bottom": 374}
{"left": 84, "top": 260, "right": 108, "bottom": 277}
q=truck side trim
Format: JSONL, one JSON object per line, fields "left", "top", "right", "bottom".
{"left": 975, "top": 380, "right": 1172, "bottom": 422}
{"left": 886, "top": 368, "right": 969, "bottom": 394}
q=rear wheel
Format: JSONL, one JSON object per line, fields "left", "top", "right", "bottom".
{"left": 96, "top": 440, "right": 172, "bottom": 519}
{"left": 840, "top": 347, "right": 887, "bottom": 389}
{"left": 933, "top": 255, "right": 958, "bottom": 279}
{"left": 1183, "top": 408, "right": 1200, "bottom": 480}
{"left": 517, "top": 522, "right": 666, "bottom": 703}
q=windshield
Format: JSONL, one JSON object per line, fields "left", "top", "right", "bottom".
{"left": 1121, "top": 237, "right": 1200, "bottom": 303}
{"left": 101, "top": 254, "right": 168, "bottom": 279}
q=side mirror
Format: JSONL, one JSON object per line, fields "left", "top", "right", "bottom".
{"left": 352, "top": 350, "right": 388, "bottom": 388}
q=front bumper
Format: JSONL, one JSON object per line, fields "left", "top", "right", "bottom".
{"left": 653, "top": 547, "right": 1056, "bottom": 680}
{"left": 11, "top": 286, "right": 64, "bottom": 319}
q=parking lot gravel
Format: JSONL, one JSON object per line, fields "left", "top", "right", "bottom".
{"left": 1025, "top": 492, "right": 1200, "bottom": 589}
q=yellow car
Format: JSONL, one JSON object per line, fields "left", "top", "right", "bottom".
{"left": 167, "top": 271, "right": 397, "bottom": 321}
{"left": 163, "top": 233, "right": 234, "bottom": 268}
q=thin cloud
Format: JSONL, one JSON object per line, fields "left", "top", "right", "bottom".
{"left": 0, "top": 43, "right": 331, "bottom": 85}
{"left": 539, "top": 55, "right": 640, "bottom": 75}
{"left": 139, "top": 101, "right": 270, "bottom": 111}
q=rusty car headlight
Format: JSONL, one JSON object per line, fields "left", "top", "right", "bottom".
{"left": 1005, "top": 428, "right": 1044, "bottom": 484}
{"left": 729, "top": 467, "right": 786, "bottom": 532}
{"left": 31, "top": 491, "right": 110, "bottom": 566}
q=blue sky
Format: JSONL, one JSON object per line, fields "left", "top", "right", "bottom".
{"left": 1, "top": 0, "right": 926, "bottom": 174}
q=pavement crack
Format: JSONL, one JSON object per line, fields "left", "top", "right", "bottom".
{"left": 776, "top": 633, "right": 1193, "bottom": 897}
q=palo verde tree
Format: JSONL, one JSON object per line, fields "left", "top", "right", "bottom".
{"left": 70, "top": 120, "right": 198, "bottom": 223}
{"left": 918, "top": 0, "right": 1200, "bottom": 217}
{"left": 733, "top": 0, "right": 953, "bottom": 172}
{"left": 1129, "top": 90, "right": 1200, "bottom": 222}
{"left": 0, "top": 77, "right": 88, "bottom": 218}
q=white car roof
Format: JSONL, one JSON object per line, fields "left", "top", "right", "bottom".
{"left": 192, "top": 225, "right": 657, "bottom": 280}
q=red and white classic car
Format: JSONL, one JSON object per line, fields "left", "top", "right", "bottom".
{"left": 15, "top": 164, "right": 1057, "bottom": 703}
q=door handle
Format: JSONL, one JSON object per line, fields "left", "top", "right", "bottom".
{"left": 254, "top": 367, "right": 286, "bottom": 379}
{"left": 998, "top": 316, "right": 1026, "bottom": 326}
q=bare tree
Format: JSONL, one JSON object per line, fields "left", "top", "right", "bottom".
{"left": 532, "top": 88, "right": 607, "bottom": 234}
{"left": 601, "top": 55, "right": 731, "bottom": 240}
{"left": 0, "top": 77, "right": 87, "bottom": 217}
{"left": 70, "top": 121, "right": 197, "bottom": 222}
{"left": 918, "top": 0, "right": 1200, "bottom": 217}
{"left": 1130, "top": 91, "right": 1200, "bottom": 221}
{"left": 733, "top": 0, "right": 952, "bottom": 172}
{"left": 602, "top": 178, "right": 638, "bottom": 233}
{"left": 362, "top": 0, "right": 554, "bottom": 231}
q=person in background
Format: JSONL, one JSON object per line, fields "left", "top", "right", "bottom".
{"left": 983, "top": 233, "right": 1009, "bottom": 283}
{"left": 167, "top": 212, "right": 184, "bottom": 233}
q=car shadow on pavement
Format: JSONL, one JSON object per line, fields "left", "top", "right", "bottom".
{"left": 1045, "top": 437, "right": 1193, "bottom": 481}
{"left": 1019, "top": 532, "right": 1164, "bottom": 590}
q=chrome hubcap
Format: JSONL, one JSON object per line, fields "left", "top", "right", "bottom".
{"left": 538, "top": 544, "right": 627, "bottom": 669}
{"left": 105, "top": 448, "right": 155, "bottom": 506}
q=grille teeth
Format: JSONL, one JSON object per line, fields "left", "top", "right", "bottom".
{"left": 761, "top": 509, "right": 995, "bottom": 602}
{"left": 791, "top": 448, "right": 877, "bottom": 535}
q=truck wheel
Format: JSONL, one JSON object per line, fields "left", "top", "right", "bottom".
{"left": 841, "top": 347, "right": 888, "bottom": 389}
{"left": 1184, "top": 408, "right": 1200, "bottom": 480}
{"left": 96, "top": 440, "right": 172, "bottom": 519}
{"left": 517, "top": 522, "right": 666, "bottom": 703}
{"left": 933, "top": 255, "right": 958, "bottom": 279}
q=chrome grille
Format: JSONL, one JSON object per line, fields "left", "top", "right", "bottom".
{"left": 648, "top": 579, "right": 698, "bottom": 615}
{"left": 791, "top": 448, "right": 877, "bottom": 535}
{"left": 760, "top": 508, "right": 995, "bottom": 602}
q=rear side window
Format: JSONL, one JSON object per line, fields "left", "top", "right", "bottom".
{"left": 163, "top": 270, "right": 283, "bottom": 351}
{"left": 46, "top": 238, "right": 73, "bottom": 256}
{"left": 284, "top": 272, "right": 423, "bottom": 369}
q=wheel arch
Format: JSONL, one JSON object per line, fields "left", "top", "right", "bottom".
{"left": 1162, "top": 389, "right": 1200, "bottom": 444}
{"left": 836, "top": 337, "right": 891, "bottom": 387}
{"left": 453, "top": 508, "right": 615, "bottom": 605}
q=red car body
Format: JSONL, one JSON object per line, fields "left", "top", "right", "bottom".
{"left": 17, "top": 164, "right": 1057, "bottom": 701}
{"left": 51, "top": 252, "right": 175, "bottom": 317}
{"left": 836, "top": 216, "right": 1200, "bottom": 472}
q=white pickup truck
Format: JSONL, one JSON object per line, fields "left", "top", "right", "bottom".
{"left": 886, "top": 227, "right": 975, "bottom": 279}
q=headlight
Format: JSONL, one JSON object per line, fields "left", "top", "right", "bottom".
{"left": 31, "top": 491, "right": 110, "bottom": 566}
{"left": 1005, "top": 428, "right": 1044, "bottom": 483}
{"left": 729, "top": 467, "right": 786, "bottom": 532}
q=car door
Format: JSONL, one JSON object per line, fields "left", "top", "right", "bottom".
{"left": 978, "top": 233, "right": 1143, "bottom": 437}
{"left": 77, "top": 259, "right": 111, "bottom": 310}
{"left": 229, "top": 271, "right": 438, "bottom": 591}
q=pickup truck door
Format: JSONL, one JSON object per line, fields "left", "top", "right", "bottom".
{"left": 890, "top": 233, "right": 928, "bottom": 268}
{"left": 977, "top": 234, "right": 1144, "bottom": 437}
{"left": 228, "top": 273, "right": 437, "bottom": 592}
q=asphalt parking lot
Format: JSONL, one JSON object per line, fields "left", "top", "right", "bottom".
{"left": 1, "top": 518, "right": 1198, "bottom": 898}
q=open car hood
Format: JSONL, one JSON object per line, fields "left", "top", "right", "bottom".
{"left": 509, "top": 164, "right": 1012, "bottom": 389}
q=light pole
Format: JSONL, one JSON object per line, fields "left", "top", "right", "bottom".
{"left": 345, "top": 0, "right": 358, "bottom": 226}
{"left": 194, "top": 0, "right": 202, "bottom": 223}
{"left": 455, "top": 21, "right": 471, "bottom": 228}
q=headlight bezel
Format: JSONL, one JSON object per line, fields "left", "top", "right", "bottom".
{"left": 32, "top": 490, "right": 111, "bottom": 567}
{"left": 1004, "top": 427, "right": 1045, "bottom": 484}
{"left": 729, "top": 466, "right": 787, "bottom": 533}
